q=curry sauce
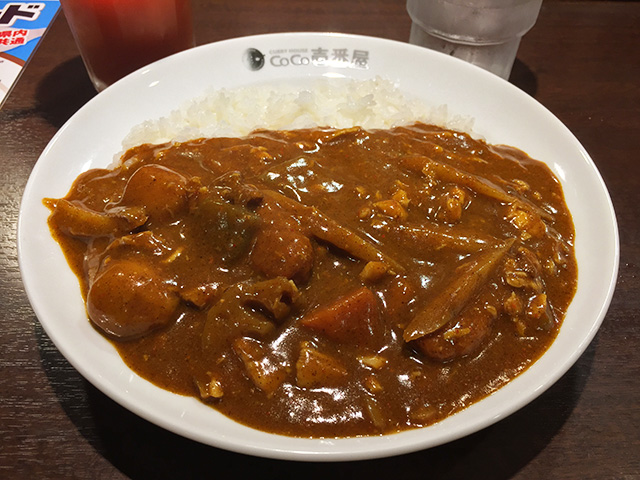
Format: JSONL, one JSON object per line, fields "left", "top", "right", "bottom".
{"left": 44, "top": 123, "right": 577, "bottom": 437}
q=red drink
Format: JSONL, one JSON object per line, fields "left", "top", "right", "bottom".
{"left": 61, "top": 0, "right": 195, "bottom": 91}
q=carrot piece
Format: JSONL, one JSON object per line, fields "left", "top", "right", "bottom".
{"left": 301, "top": 287, "right": 382, "bottom": 347}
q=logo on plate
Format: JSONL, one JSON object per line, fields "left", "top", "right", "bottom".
{"left": 243, "top": 48, "right": 265, "bottom": 71}
{"left": 243, "top": 46, "right": 371, "bottom": 71}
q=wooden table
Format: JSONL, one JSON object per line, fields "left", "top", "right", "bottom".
{"left": 1, "top": 1, "right": 638, "bottom": 478}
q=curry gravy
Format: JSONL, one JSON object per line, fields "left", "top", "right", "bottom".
{"left": 45, "top": 123, "right": 577, "bottom": 437}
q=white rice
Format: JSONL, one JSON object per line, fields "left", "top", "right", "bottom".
{"left": 122, "top": 76, "right": 473, "bottom": 149}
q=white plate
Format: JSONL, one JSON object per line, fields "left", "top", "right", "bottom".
{"left": 18, "top": 32, "right": 618, "bottom": 461}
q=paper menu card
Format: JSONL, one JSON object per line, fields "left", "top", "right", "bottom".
{"left": 1, "top": 1, "right": 60, "bottom": 108}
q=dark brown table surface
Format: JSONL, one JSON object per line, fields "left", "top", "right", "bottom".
{"left": 1, "top": 0, "right": 638, "bottom": 478}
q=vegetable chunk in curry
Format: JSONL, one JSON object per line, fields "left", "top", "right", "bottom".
{"left": 45, "top": 122, "right": 577, "bottom": 437}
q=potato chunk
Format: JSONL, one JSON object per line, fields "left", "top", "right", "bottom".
{"left": 295, "top": 343, "right": 348, "bottom": 389}
{"left": 415, "top": 303, "right": 495, "bottom": 362}
{"left": 121, "top": 164, "right": 189, "bottom": 223}
{"left": 233, "top": 337, "right": 288, "bottom": 395}
{"left": 250, "top": 228, "right": 313, "bottom": 284}
{"left": 86, "top": 260, "right": 179, "bottom": 339}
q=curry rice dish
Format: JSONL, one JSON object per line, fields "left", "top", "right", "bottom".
{"left": 45, "top": 122, "right": 577, "bottom": 437}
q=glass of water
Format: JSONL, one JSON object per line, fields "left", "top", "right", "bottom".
{"left": 406, "top": 0, "right": 543, "bottom": 79}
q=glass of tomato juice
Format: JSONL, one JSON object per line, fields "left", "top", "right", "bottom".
{"left": 60, "top": 0, "right": 195, "bottom": 91}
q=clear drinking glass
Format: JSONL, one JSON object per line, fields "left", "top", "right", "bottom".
{"left": 407, "top": 0, "right": 543, "bottom": 79}
{"left": 60, "top": 0, "right": 195, "bottom": 91}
